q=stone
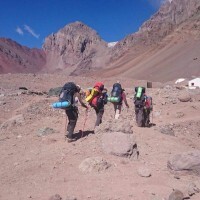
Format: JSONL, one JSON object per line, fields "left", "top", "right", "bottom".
{"left": 49, "top": 194, "right": 62, "bottom": 200}
{"left": 188, "top": 182, "right": 200, "bottom": 196}
{"left": 79, "top": 157, "right": 111, "bottom": 173}
{"left": 159, "top": 125, "right": 175, "bottom": 136}
{"left": 37, "top": 127, "right": 55, "bottom": 137}
{"left": 168, "top": 150, "right": 200, "bottom": 175}
{"left": 178, "top": 95, "right": 192, "bottom": 102}
{"left": 176, "top": 112, "right": 184, "bottom": 118}
{"left": 137, "top": 167, "right": 151, "bottom": 177}
{"left": 48, "top": 87, "right": 62, "bottom": 97}
{"left": 0, "top": 101, "right": 6, "bottom": 106}
{"left": 168, "top": 190, "right": 184, "bottom": 200}
{"left": 19, "top": 87, "right": 28, "bottom": 90}
{"left": 102, "top": 132, "right": 138, "bottom": 158}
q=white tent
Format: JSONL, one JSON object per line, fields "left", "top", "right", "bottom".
{"left": 175, "top": 78, "right": 185, "bottom": 84}
{"left": 188, "top": 78, "right": 200, "bottom": 89}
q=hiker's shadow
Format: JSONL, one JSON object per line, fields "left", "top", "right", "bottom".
{"left": 149, "top": 123, "right": 156, "bottom": 127}
{"left": 74, "top": 130, "right": 94, "bottom": 140}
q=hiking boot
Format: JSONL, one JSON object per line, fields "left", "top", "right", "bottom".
{"left": 67, "top": 138, "right": 76, "bottom": 143}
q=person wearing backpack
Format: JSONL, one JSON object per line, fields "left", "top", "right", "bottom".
{"left": 85, "top": 82, "right": 108, "bottom": 127}
{"left": 59, "top": 82, "right": 88, "bottom": 142}
{"left": 134, "top": 87, "right": 152, "bottom": 127}
{"left": 109, "top": 82, "right": 129, "bottom": 119}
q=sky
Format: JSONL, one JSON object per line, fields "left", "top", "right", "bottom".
{"left": 0, "top": 0, "right": 165, "bottom": 49}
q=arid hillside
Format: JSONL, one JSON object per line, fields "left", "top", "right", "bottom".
{"left": 0, "top": 73, "right": 200, "bottom": 200}
{"left": 101, "top": 0, "right": 200, "bottom": 82}
{"left": 100, "top": 20, "right": 200, "bottom": 82}
{"left": 0, "top": 38, "right": 46, "bottom": 73}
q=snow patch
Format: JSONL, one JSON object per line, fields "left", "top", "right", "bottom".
{"left": 108, "top": 42, "right": 118, "bottom": 48}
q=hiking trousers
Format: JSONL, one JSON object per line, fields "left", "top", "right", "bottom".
{"left": 144, "top": 108, "right": 151, "bottom": 126}
{"left": 113, "top": 103, "right": 122, "bottom": 119}
{"left": 65, "top": 107, "right": 78, "bottom": 139}
{"left": 135, "top": 107, "right": 150, "bottom": 127}
{"left": 94, "top": 108, "right": 104, "bottom": 127}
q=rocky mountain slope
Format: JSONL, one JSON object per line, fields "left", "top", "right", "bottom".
{"left": 112, "top": 0, "right": 200, "bottom": 59}
{"left": 102, "top": 0, "right": 200, "bottom": 81}
{"left": 1, "top": 0, "right": 200, "bottom": 82}
{"left": 43, "top": 21, "right": 110, "bottom": 75}
{"left": 0, "top": 38, "right": 46, "bottom": 73}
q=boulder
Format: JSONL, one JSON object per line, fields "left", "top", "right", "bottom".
{"left": 178, "top": 95, "right": 192, "bottom": 102}
{"left": 48, "top": 87, "right": 62, "bottom": 97}
{"left": 102, "top": 132, "right": 138, "bottom": 158}
{"left": 168, "top": 151, "right": 200, "bottom": 175}
{"left": 79, "top": 157, "right": 111, "bottom": 173}
{"left": 168, "top": 190, "right": 184, "bottom": 200}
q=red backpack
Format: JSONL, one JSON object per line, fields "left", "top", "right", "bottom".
{"left": 94, "top": 82, "right": 104, "bottom": 92}
{"left": 90, "top": 82, "right": 104, "bottom": 108}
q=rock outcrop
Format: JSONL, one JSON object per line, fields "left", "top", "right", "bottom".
{"left": 112, "top": 0, "right": 200, "bottom": 59}
{"left": 43, "top": 21, "right": 109, "bottom": 75}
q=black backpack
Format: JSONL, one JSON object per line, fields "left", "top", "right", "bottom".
{"left": 111, "top": 83, "right": 123, "bottom": 102}
{"left": 59, "top": 82, "right": 78, "bottom": 106}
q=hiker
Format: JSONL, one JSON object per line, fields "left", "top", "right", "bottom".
{"left": 59, "top": 82, "right": 88, "bottom": 142}
{"left": 85, "top": 82, "right": 108, "bottom": 127}
{"left": 133, "top": 86, "right": 152, "bottom": 127}
{"left": 108, "top": 82, "right": 129, "bottom": 119}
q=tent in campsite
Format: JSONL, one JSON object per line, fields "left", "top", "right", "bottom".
{"left": 188, "top": 78, "right": 200, "bottom": 89}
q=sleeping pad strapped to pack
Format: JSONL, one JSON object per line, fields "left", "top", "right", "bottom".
{"left": 52, "top": 82, "right": 78, "bottom": 109}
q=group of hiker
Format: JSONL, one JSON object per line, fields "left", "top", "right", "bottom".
{"left": 55, "top": 81, "right": 153, "bottom": 142}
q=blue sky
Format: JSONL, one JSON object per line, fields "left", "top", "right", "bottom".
{"left": 0, "top": 0, "right": 163, "bottom": 49}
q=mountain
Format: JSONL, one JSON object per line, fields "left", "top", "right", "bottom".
{"left": 1, "top": 0, "right": 200, "bottom": 81}
{"left": 43, "top": 21, "right": 109, "bottom": 75}
{"left": 101, "top": 0, "right": 200, "bottom": 81}
{"left": 0, "top": 38, "right": 46, "bottom": 73}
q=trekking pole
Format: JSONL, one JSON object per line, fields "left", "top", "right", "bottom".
{"left": 64, "top": 116, "right": 68, "bottom": 140}
{"left": 81, "top": 109, "right": 88, "bottom": 137}
{"left": 151, "top": 111, "right": 153, "bottom": 125}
